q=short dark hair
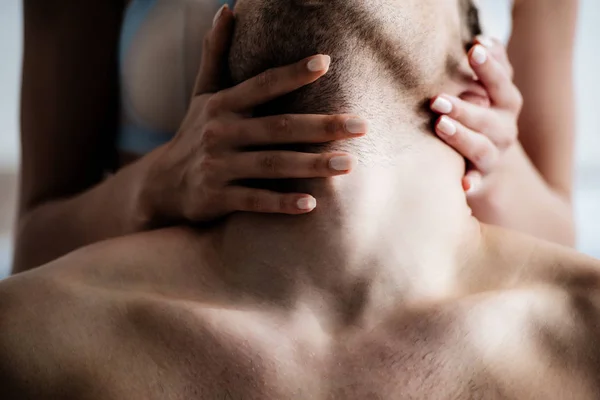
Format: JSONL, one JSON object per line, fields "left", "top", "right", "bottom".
{"left": 228, "top": 0, "right": 481, "bottom": 156}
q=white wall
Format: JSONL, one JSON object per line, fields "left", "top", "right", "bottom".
{"left": 0, "top": 1, "right": 21, "bottom": 169}
{"left": 0, "top": 1, "right": 21, "bottom": 277}
{"left": 571, "top": 0, "right": 600, "bottom": 257}
{"left": 575, "top": 0, "right": 600, "bottom": 171}
{"left": 0, "top": 1, "right": 599, "bottom": 277}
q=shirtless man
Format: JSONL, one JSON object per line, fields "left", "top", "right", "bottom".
{"left": 1, "top": 0, "right": 599, "bottom": 398}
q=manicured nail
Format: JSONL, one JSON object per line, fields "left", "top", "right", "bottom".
{"left": 329, "top": 155, "right": 356, "bottom": 171}
{"left": 297, "top": 197, "right": 317, "bottom": 210}
{"left": 213, "top": 4, "right": 227, "bottom": 27}
{"left": 345, "top": 118, "right": 369, "bottom": 134}
{"left": 307, "top": 55, "right": 331, "bottom": 72}
{"left": 476, "top": 35, "right": 494, "bottom": 49}
{"left": 431, "top": 97, "right": 453, "bottom": 114}
{"left": 437, "top": 116, "right": 457, "bottom": 137}
{"left": 471, "top": 45, "right": 487, "bottom": 65}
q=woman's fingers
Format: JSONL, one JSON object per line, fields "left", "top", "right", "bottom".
{"left": 468, "top": 45, "right": 523, "bottom": 113}
{"left": 474, "top": 36, "right": 513, "bottom": 78}
{"left": 193, "top": 5, "right": 235, "bottom": 96}
{"left": 431, "top": 95, "right": 488, "bottom": 133}
{"left": 216, "top": 54, "right": 331, "bottom": 112}
{"left": 430, "top": 95, "right": 517, "bottom": 149}
{"left": 224, "top": 187, "right": 317, "bottom": 214}
{"left": 435, "top": 116, "right": 499, "bottom": 174}
{"left": 226, "top": 151, "right": 357, "bottom": 179}
{"left": 224, "top": 114, "right": 368, "bottom": 147}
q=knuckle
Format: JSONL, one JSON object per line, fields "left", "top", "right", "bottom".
{"left": 257, "top": 69, "right": 278, "bottom": 92}
{"left": 204, "top": 94, "right": 223, "bottom": 117}
{"left": 511, "top": 89, "right": 524, "bottom": 112}
{"left": 496, "top": 126, "right": 518, "bottom": 150}
{"left": 259, "top": 154, "right": 284, "bottom": 174}
{"left": 507, "top": 64, "right": 515, "bottom": 80}
{"left": 277, "top": 195, "right": 295, "bottom": 212}
{"left": 199, "top": 123, "right": 222, "bottom": 152}
{"left": 244, "top": 193, "right": 265, "bottom": 212}
{"left": 270, "top": 115, "right": 292, "bottom": 138}
{"left": 472, "top": 145, "right": 497, "bottom": 172}
{"left": 324, "top": 116, "right": 343, "bottom": 137}
{"left": 487, "top": 79, "right": 502, "bottom": 96}
{"left": 199, "top": 155, "right": 221, "bottom": 175}
{"left": 477, "top": 118, "right": 493, "bottom": 135}
{"left": 312, "top": 156, "right": 326, "bottom": 172}
{"left": 278, "top": 195, "right": 288, "bottom": 212}
{"left": 472, "top": 146, "right": 490, "bottom": 165}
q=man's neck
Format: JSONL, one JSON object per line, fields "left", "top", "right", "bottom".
{"left": 214, "top": 134, "right": 481, "bottom": 330}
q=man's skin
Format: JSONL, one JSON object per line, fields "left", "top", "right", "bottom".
{"left": 2, "top": 0, "right": 600, "bottom": 398}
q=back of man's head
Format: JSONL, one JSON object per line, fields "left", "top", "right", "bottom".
{"left": 229, "top": 0, "right": 480, "bottom": 156}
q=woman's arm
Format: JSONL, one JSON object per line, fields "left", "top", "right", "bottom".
{"left": 480, "top": 0, "right": 579, "bottom": 245}
{"left": 509, "top": 0, "right": 578, "bottom": 198}
{"left": 14, "top": 0, "right": 131, "bottom": 273}
{"left": 431, "top": 0, "right": 578, "bottom": 246}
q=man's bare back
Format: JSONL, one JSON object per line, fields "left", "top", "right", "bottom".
{"left": 2, "top": 0, "right": 600, "bottom": 399}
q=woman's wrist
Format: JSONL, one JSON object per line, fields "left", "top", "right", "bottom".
{"left": 469, "top": 143, "right": 575, "bottom": 245}
{"left": 131, "top": 145, "right": 177, "bottom": 231}
{"left": 469, "top": 143, "right": 533, "bottom": 218}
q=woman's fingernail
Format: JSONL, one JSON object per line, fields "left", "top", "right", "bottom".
{"left": 345, "top": 118, "right": 369, "bottom": 134}
{"left": 297, "top": 197, "right": 317, "bottom": 210}
{"left": 329, "top": 155, "right": 356, "bottom": 171}
{"left": 213, "top": 4, "right": 227, "bottom": 27}
{"left": 476, "top": 35, "right": 494, "bottom": 49}
{"left": 437, "top": 116, "right": 457, "bottom": 137}
{"left": 431, "top": 97, "right": 453, "bottom": 114}
{"left": 471, "top": 45, "right": 487, "bottom": 65}
{"left": 307, "top": 55, "right": 331, "bottom": 72}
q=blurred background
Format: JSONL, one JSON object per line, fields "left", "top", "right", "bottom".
{"left": 0, "top": 1, "right": 599, "bottom": 277}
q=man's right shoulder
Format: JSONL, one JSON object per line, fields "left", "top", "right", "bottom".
{"left": 0, "top": 271, "right": 77, "bottom": 398}
{"left": 0, "top": 261, "right": 243, "bottom": 399}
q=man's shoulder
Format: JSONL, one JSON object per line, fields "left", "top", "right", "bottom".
{"left": 0, "top": 262, "right": 276, "bottom": 399}
{"left": 475, "top": 223, "right": 600, "bottom": 290}
{"left": 24, "top": 226, "right": 222, "bottom": 298}
{"left": 470, "top": 225, "right": 600, "bottom": 392}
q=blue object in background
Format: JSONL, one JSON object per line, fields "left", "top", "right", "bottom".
{"left": 0, "top": 237, "right": 11, "bottom": 279}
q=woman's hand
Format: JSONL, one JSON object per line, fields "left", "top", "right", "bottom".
{"left": 430, "top": 37, "right": 523, "bottom": 210}
{"left": 141, "top": 6, "right": 368, "bottom": 224}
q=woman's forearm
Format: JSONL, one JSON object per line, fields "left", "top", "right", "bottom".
{"left": 471, "top": 144, "right": 575, "bottom": 246}
{"left": 12, "top": 154, "right": 157, "bottom": 274}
